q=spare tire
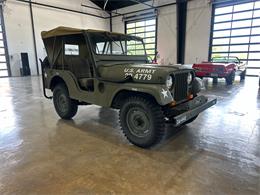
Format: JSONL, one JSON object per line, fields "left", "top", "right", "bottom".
{"left": 42, "top": 57, "right": 50, "bottom": 68}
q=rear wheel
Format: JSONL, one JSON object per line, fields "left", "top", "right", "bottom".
{"left": 225, "top": 71, "right": 235, "bottom": 85}
{"left": 119, "top": 96, "right": 166, "bottom": 148}
{"left": 53, "top": 83, "right": 78, "bottom": 119}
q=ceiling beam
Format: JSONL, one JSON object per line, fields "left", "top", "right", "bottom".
{"left": 103, "top": 0, "right": 109, "bottom": 10}
{"left": 110, "top": 1, "right": 177, "bottom": 18}
{"left": 129, "top": 0, "right": 155, "bottom": 9}
{"left": 81, "top": 3, "right": 123, "bottom": 17}
{"left": 16, "top": 0, "right": 105, "bottom": 19}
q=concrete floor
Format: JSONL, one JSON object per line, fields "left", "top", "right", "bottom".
{"left": 0, "top": 76, "right": 259, "bottom": 194}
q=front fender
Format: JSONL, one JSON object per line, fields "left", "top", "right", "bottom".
{"left": 109, "top": 83, "right": 174, "bottom": 106}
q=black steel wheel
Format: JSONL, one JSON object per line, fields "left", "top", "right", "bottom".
{"left": 119, "top": 96, "right": 166, "bottom": 148}
{"left": 53, "top": 83, "right": 78, "bottom": 119}
{"left": 225, "top": 71, "right": 235, "bottom": 85}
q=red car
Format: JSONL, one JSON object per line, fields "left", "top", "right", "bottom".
{"left": 193, "top": 56, "right": 247, "bottom": 85}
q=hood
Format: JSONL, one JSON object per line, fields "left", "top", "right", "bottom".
{"left": 193, "top": 62, "right": 233, "bottom": 67}
{"left": 98, "top": 64, "right": 193, "bottom": 83}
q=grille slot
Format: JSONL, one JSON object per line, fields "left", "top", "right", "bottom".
{"left": 173, "top": 72, "right": 188, "bottom": 101}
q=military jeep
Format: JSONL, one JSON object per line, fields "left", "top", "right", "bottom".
{"left": 41, "top": 26, "right": 216, "bottom": 148}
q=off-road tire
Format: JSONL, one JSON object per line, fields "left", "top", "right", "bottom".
{"left": 42, "top": 57, "right": 50, "bottom": 68}
{"left": 240, "top": 69, "right": 246, "bottom": 81}
{"left": 119, "top": 96, "right": 166, "bottom": 148}
{"left": 225, "top": 71, "right": 235, "bottom": 85}
{"left": 53, "top": 83, "right": 78, "bottom": 120}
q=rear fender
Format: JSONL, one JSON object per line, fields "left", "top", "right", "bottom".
{"left": 46, "top": 70, "right": 81, "bottom": 97}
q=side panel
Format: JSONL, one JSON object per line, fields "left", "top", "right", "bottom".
{"left": 45, "top": 69, "right": 173, "bottom": 107}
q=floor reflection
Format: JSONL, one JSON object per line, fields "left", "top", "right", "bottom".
{"left": 0, "top": 76, "right": 259, "bottom": 194}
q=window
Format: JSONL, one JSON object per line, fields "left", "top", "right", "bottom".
{"left": 126, "top": 18, "right": 157, "bottom": 61}
{"left": 0, "top": 6, "right": 9, "bottom": 77}
{"left": 64, "top": 44, "right": 79, "bottom": 55}
{"left": 210, "top": 1, "right": 260, "bottom": 76}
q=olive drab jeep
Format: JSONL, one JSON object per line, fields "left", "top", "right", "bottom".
{"left": 40, "top": 26, "right": 217, "bottom": 148}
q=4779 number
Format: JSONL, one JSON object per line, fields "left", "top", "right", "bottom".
{"left": 134, "top": 73, "right": 152, "bottom": 80}
{"left": 125, "top": 73, "right": 153, "bottom": 80}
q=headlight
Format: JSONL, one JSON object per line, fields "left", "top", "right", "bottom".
{"left": 187, "top": 73, "right": 193, "bottom": 84}
{"left": 166, "top": 75, "right": 173, "bottom": 89}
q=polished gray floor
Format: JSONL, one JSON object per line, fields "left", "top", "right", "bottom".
{"left": 0, "top": 76, "right": 259, "bottom": 194}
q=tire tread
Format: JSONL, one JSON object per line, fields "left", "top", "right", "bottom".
{"left": 53, "top": 83, "right": 78, "bottom": 120}
{"left": 119, "top": 96, "right": 165, "bottom": 148}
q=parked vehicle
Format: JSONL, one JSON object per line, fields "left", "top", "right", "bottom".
{"left": 41, "top": 26, "right": 216, "bottom": 148}
{"left": 193, "top": 56, "right": 247, "bottom": 85}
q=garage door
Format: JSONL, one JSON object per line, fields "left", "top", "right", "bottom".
{"left": 126, "top": 17, "right": 157, "bottom": 61}
{"left": 0, "top": 5, "right": 10, "bottom": 77}
{"left": 210, "top": 0, "right": 260, "bottom": 76}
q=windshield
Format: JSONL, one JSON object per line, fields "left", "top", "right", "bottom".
{"left": 88, "top": 32, "right": 146, "bottom": 56}
{"left": 211, "top": 56, "right": 239, "bottom": 63}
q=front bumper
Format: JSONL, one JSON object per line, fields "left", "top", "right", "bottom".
{"left": 165, "top": 95, "right": 217, "bottom": 126}
{"left": 195, "top": 71, "right": 227, "bottom": 78}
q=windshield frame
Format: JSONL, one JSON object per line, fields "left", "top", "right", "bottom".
{"left": 211, "top": 56, "right": 240, "bottom": 64}
{"left": 88, "top": 32, "right": 148, "bottom": 57}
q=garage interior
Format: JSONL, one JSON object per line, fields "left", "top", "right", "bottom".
{"left": 0, "top": 0, "right": 259, "bottom": 194}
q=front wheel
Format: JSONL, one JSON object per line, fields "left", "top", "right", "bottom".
{"left": 225, "top": 71, "right": 235, "bottom": 85}
{"left": 240, "top": 69, "right": 246, "bottom": 81}
{"left": 213, "top": 77, "right": 218, "bottom": 84}
{"left": 53, "top": 83, "right": 78, "bottom": 120}
{"left": 119, "top": 96, "right": 166, "bottom": 148}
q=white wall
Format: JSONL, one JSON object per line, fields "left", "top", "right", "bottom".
{"left": 157, "top": 5, "right": 177, "bottom": 65}
{"left": 185, "top": 0, "right": 212, "bottom": 64}
{"left": 3, "top": 0, "right": 109, "bottom": 76}
{"left": 112, "top": 0, "right": 212, "bottom": 65}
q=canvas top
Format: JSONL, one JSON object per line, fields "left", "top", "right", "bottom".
{"left": 41, "top": 26, "right": 139, "bottom": 39}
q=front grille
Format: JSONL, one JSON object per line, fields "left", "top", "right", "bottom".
{"left": 173, "top": 72, "right": 188, "bottom": 101}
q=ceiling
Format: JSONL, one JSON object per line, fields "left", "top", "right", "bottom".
{"left": 90, "top": 0, "right": 151, "bottom": 11}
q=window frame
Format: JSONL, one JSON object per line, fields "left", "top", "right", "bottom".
{"left": 0, "top": 5, "right": 11, "bottom": 77}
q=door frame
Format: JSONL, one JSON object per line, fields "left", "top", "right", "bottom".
{"left": 0, "top": 5, "right": 11, "bottom": 77}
